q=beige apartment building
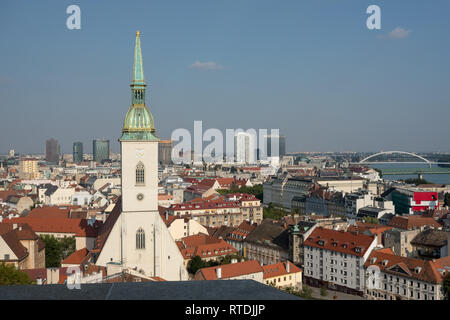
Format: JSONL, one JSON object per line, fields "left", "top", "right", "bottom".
{"left": 263, "top": 261, "right": 302, "bottom": 290}
{"left": 19, "top": 158, "right": 40, "bottom": 180}
{"left": 168, "top": 201, "right": 244, "bottom": 228}
{"left": 226, "top": 193, "right": 263, "bottom": 225}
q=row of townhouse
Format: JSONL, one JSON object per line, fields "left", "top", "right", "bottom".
{"left": 0, "top": 223, "right": 46, "bottom": 270}
{"left": 194, "top": 259, "right": 303, "bottom": 290}
{"left": 302, "top": 226, "right": 450, "bottom": 299}
{"left": 303, "top": 227, "right": 377, "bottom": 296}
{"left": 167, "top": 194, "right": 263, "bottom": 228}
{"left": 365, "top": 248, "right": 448, "bottom": 300}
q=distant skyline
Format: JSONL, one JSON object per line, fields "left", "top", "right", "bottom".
{"left": 1, "top": 1, "right": 449, "bottom": 154}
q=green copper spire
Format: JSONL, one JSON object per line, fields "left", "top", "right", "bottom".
{"left": 132, "top": 30, "right": 145, "bottom": 86}
{"left": 120, "top": 31, "right": 158, "bottom": 142}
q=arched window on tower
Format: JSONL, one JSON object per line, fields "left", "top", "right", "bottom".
{"left": 136, "top": 162, "right": 145, "bottom": 186}
{"left": 136, "top": 228, "right": 145, "bottom": 250}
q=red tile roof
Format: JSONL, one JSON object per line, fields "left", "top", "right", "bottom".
{"left": 92, "top": 200, "right": 122, "bottom": 255}
{"left": 388, "top": 215, "right": 442, "bottom": 230}
{"left": 176, "top": 233, "right": 237, "bottom": 259}
{"left": 170, "top": 200, "right": 240, "bottom": 212}
{"left": 27, "top": 206, "right": 70, "bottom": 219}
{"left": 61, "top": 248, "right": 90, "bottom": 265}
{"left": 23, "top": 268, "right": 47, "bottom": 282}
{"left": 347, "top": 222, "right": 393, "bottom": 238}
{"left": 197, "top": 260, "right": 263, "bottom": 280}
{"left": 305, "top": 227, "right": 376, "bottom": 257}
{"left": 3, "top": 217, "right": 101, "bottom": 237}
{"left": 365, "top": 249, "right": 443, "bottom": 284}
{"left": 262, "top": 261, "right": 302, "bottom": 279}
{"left": 0, "top": 230, "right": 28, "bottom": 261}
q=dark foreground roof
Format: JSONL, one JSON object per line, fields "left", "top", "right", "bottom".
{"left": 0, "top": 280, "right": 301, "bottom": 300}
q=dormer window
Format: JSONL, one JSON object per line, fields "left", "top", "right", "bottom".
{"left": 415, "top": 267, "right": 422, "bottom": 274}
{"left": 382, "top": 260, "right": 388, "bottom": 266}
{"left": 371, "top": 257, "right": 377, "bottom": 264}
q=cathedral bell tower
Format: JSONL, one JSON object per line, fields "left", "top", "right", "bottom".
{"left": 95, "top": 31, "right": 187, "bottom": 280}
{"left": 120, "top": 30, "right": 159, "bottom": 214}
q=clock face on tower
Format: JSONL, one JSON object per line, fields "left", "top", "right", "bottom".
{"left": 136, "top": 149, "right": 144, "bottom": 158}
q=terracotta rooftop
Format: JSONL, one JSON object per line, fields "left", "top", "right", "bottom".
{"left": 0, "top": 229, "right": 28, "bottom": 261}
{"left": 365, "top": 249, "right": 443, "bottom": 284}
{"left": 27, "top": 206, "right": 70, "bottom": 219}
{"left": 388, "top": 215, "right": 442, "bottom": 230}
{"left": 3, "top": 217, "right": 101, "bottom": 237}
{"left": 305, "top": 227, "right": 376, "bottom": 257}
{"left": 61, "top": 248, "right": 90, "bottom": 265}
{"left": 197, "top": 260, "right": 263, "bottom": 280}
{"left": 262, "top": 261, "right": 302, "bottom": 279}
{"left": 92, "top": 199, "right": 122, "bottom": 255}
{"left": 176, "top": 233, "right": 237, "bottom": 260}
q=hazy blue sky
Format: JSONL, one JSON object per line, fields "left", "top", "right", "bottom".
{"left": 0, "top": 0, "right": 449, "bottom": 155}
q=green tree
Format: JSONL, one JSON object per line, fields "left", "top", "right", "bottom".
{"left": 40, "top": 235, "right": 76, "bottom": 268}
{"left": 218, "top": 254, "right": 243, "bottom": 265}
{"left": 444, "top": 193, "right": 450, "bottom": 207}
{"left": 59, "top": 236, "right": 76, "bottom": 260}
{"left": 402, "top": 178, "right": 432, "bottom": 186}
{"left": 187, "top": 256, "right": 205, "bottom": 275}
{"left": 444, "top": 272, "right": 450, "bottom": 300}
{"left": 320, "top": 285, "right": 328, "bottom": 297}
{"left": 300, "top": 285, "right": 313, "bottom": 299}
{"left": 0, "top": 263, "right": 33, "bottom": 285}
{"left": 363, "top": 217, "right": 379, "bottom": 224}
{"left": 263, "top": 203, "right": 289, "bottom": 220}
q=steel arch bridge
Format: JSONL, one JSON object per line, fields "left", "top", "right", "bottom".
{"left": 359, "top": 151, "right": 432, "bottom": 164}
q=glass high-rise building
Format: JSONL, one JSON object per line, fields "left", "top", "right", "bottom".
{"left": 158, "top": 140, "right": 173, "bottom": 165}
{"left": 45, "top": 138, "right": 59, "bottom": 164}
{"left": 73, "top": 142, "right": 83, "bottom": 163}
{"left": 264, "top": 134, "right": 286, "bottom": 158}
{"left": 93, "top": 139, "right": 110, "bottom": 163}
{"left": 234, "top": 132, "right": 256, "bottom": 164}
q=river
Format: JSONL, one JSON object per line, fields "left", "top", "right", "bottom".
{"left": 370, "top": 163, "right": 450, "bottom": 185}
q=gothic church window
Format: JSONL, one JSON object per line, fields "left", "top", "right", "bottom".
{"left": 136, "top": 162, "right": 145, "bottom": 185}
{"left": 136, "top": 228, "right": 145, "bottom": 250}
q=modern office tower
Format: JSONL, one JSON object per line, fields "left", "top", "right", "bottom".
{"left": 45, "top": 138, "right": 59, "bottom": 164}
{"left": 73, "top": 142, "right": 84, "bottom": 163}
{"left": 93, "top": 139, "right": 110, "bottom": 163}
{"left": 264, "top": 134, "right": 286, "bottom": 158}
{"left": 234, "top": 132, "right": 256, "bottom": 164}
{"left": 279, "top": 135, "right": 286, "bottom": 157}
{"left": 158, "top": 140, "right": 173, "bottom": 165}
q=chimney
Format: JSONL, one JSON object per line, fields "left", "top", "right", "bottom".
{"left": 286, "top": 261, "right": 290, "bottom": 273}
{"left": 231, "top": 258, "right": 238, "bottom": 264}
{"left": 13, "top": 224, "right": 17, "bottom": 230}
{"left": 165, "top": 212, "right": 168, "bottom": 221}
{"left": 47, "top": 268, "right": 60, "bottom": 284}
{"left": 216, "top": 267, "right": 222, "bottom": 279}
